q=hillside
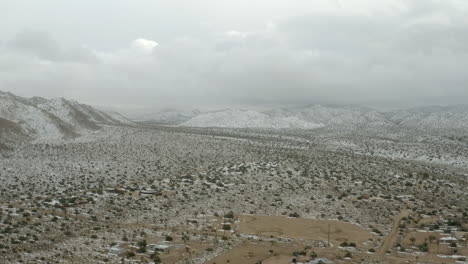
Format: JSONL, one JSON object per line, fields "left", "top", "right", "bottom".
{"left": 135, "top": 109, "right": 201, "bottom": 125}
{"left": 386, "top": 105, "right": 468, "bottom": 129}
{"left": 181, "top": 109, "right": 324, "bottom": 129}
{"left": 0, "top": 91, "right": 133, "bottom": 141}
{"left": 177, "top": 104, "right": 468, "bottom": 130}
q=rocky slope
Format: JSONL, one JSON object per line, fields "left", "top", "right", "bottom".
{"left": 0, "top": 90, "right": 133, "bottom": 140}
{"left": 0, "top": 117, "right": 31, "bottom": 147}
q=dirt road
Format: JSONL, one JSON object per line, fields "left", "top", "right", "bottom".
{"left": 377, "top": 210, "right": 411, "bottom": 256}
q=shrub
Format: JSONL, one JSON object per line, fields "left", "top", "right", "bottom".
{"left": 224, "top": 211, "right": 235, "bottom": 219}
{"left": 288, "top": 212, "right": 300, "bottom": 218}
{"left": 137, "top": 240, "right": 147, "bottom": 248}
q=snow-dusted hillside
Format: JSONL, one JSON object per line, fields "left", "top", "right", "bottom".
{"left": 181, "top": 109, "right": 324, "bottom": 129}
{"left": 37, "top": 98, "right": 134, "bottom": 131}
{"left": 0, "top": 91, "right": 133, "bottom": 140}
{"left": 179, "top": 104, "right": 468, "bottom": 130}
{"left": 0, "top": 117, "right": 31, "bottom": 144}
{"left": 181, "top": 105, "right": 390, "bottom": 129}
{"left": 135, "top": 109, "right": 201, "bottom": 125}
{"left": 264, "top": 105, "right": 392, "bottom": 129}
{"left": 37, "top": 98, "right": 100, "bottom": 132}
{"left": 0, "top": 91, "right": 74, "bottom": 138}
{"left": 2, "top": 89, "right": 467, "bottom": 134}
{"left": 294, "top": 105, "right": 392, "bottom": 127}
{"left": 386, "top": 105, "right": 468, "bottom": 129}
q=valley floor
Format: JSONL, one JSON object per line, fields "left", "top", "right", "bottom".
{"left": 0, "top": 125, "right": 467, "bottom": 263}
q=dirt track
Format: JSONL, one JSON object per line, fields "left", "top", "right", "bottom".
{"left": 377, "top": 210, "right": 411, "bottom": 256}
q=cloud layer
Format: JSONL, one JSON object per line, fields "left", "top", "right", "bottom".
{"left": 0, "top": 0, "right": 467, "bottom": 109}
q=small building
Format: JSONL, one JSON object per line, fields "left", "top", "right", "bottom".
{"left": 147, "top": 244, "right": 172, "bottom": 253}
{"left": 308, "top": 258, "right": 333, "bottom": 264}
{"left": 140, "top": 190, "right": 161, "bottom": 195}
{"left": 108, "top": 246, "right": 127, "bottom": 255}
{"left": 440, "top": 236, "right": 458, "bottom": 244}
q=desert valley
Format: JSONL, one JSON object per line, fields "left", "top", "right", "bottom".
{"left": 0, "top": 91, "right": 467, "bottom": 264}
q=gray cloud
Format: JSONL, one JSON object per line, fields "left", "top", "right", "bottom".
{"left": 8, "top": 30, "right": 62, "bottom": 61}
{"left": 6, "top": 30, "right": 98, "bottom": 63}
{"left": 0, "top": 0, "right": 467, "bottom": 110}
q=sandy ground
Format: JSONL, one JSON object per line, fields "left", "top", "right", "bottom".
{"left": 204, "top": 214, "right": 465, "bottom": 264}
{"left": 239, "top": 215, "right": 378, "bottom": 246}
{"left": 205, "top": 241, "right": 307, "bottom": 264}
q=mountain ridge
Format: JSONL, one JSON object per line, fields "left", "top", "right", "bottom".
{"left": 171, "top": 104, "right": 468, "bottom": 130}
{"left": 0, "top": 90, "right": 134, "bottom": 142}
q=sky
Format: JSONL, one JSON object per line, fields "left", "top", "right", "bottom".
{"left": 1, "top": 0, "right": 467, "bottom": 111}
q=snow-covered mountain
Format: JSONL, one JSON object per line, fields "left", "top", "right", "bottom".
{"left": 0, "top": 117, "right": 31, "bottom": 145}
{"left": 4, "top": 88, "right": 464, "bottom": 135}
{"left": 36, "top": 97, "right": 133, "bottom": 132}
{"left": 135, "top": 109, "right": 201, "bottom": 125}
{"left": 181, "top": 105, "right": 390, "bottom": 129}
{"left": 179, "top": 104, "right": 468, "bottom": 130}
{"left": 182, "top": 109, "right": 324, "bottom": 129}
{"left": 266, "top": 105, "right": 392, "bottom": 128}
{"left": 385, "top": 105, "right": 468, "bottom": 129}
{"left": 0, "top": 91, "right": 75, "bottom": 139}
{"left": 0, "top": 90, "right": 133, "bottom": 140}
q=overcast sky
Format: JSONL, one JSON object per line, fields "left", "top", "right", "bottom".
{"left": 1, "top": 0, "right": 467, "bottom": 110}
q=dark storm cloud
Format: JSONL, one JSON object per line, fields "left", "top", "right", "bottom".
{"left": 0, "top": 0, "right": 467, "bottom": 109}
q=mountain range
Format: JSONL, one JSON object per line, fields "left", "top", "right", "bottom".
{"left": 132, "top": 108, "right": 201, "bottom": 125}
{"left": 153, "top": 104, "right": 468, "bottom": 130}
{"left": 0, "top": 91, "right": 133, "bottom": 143}
{"left": 2, "top": 90, "right": 468, "bottom": 146}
